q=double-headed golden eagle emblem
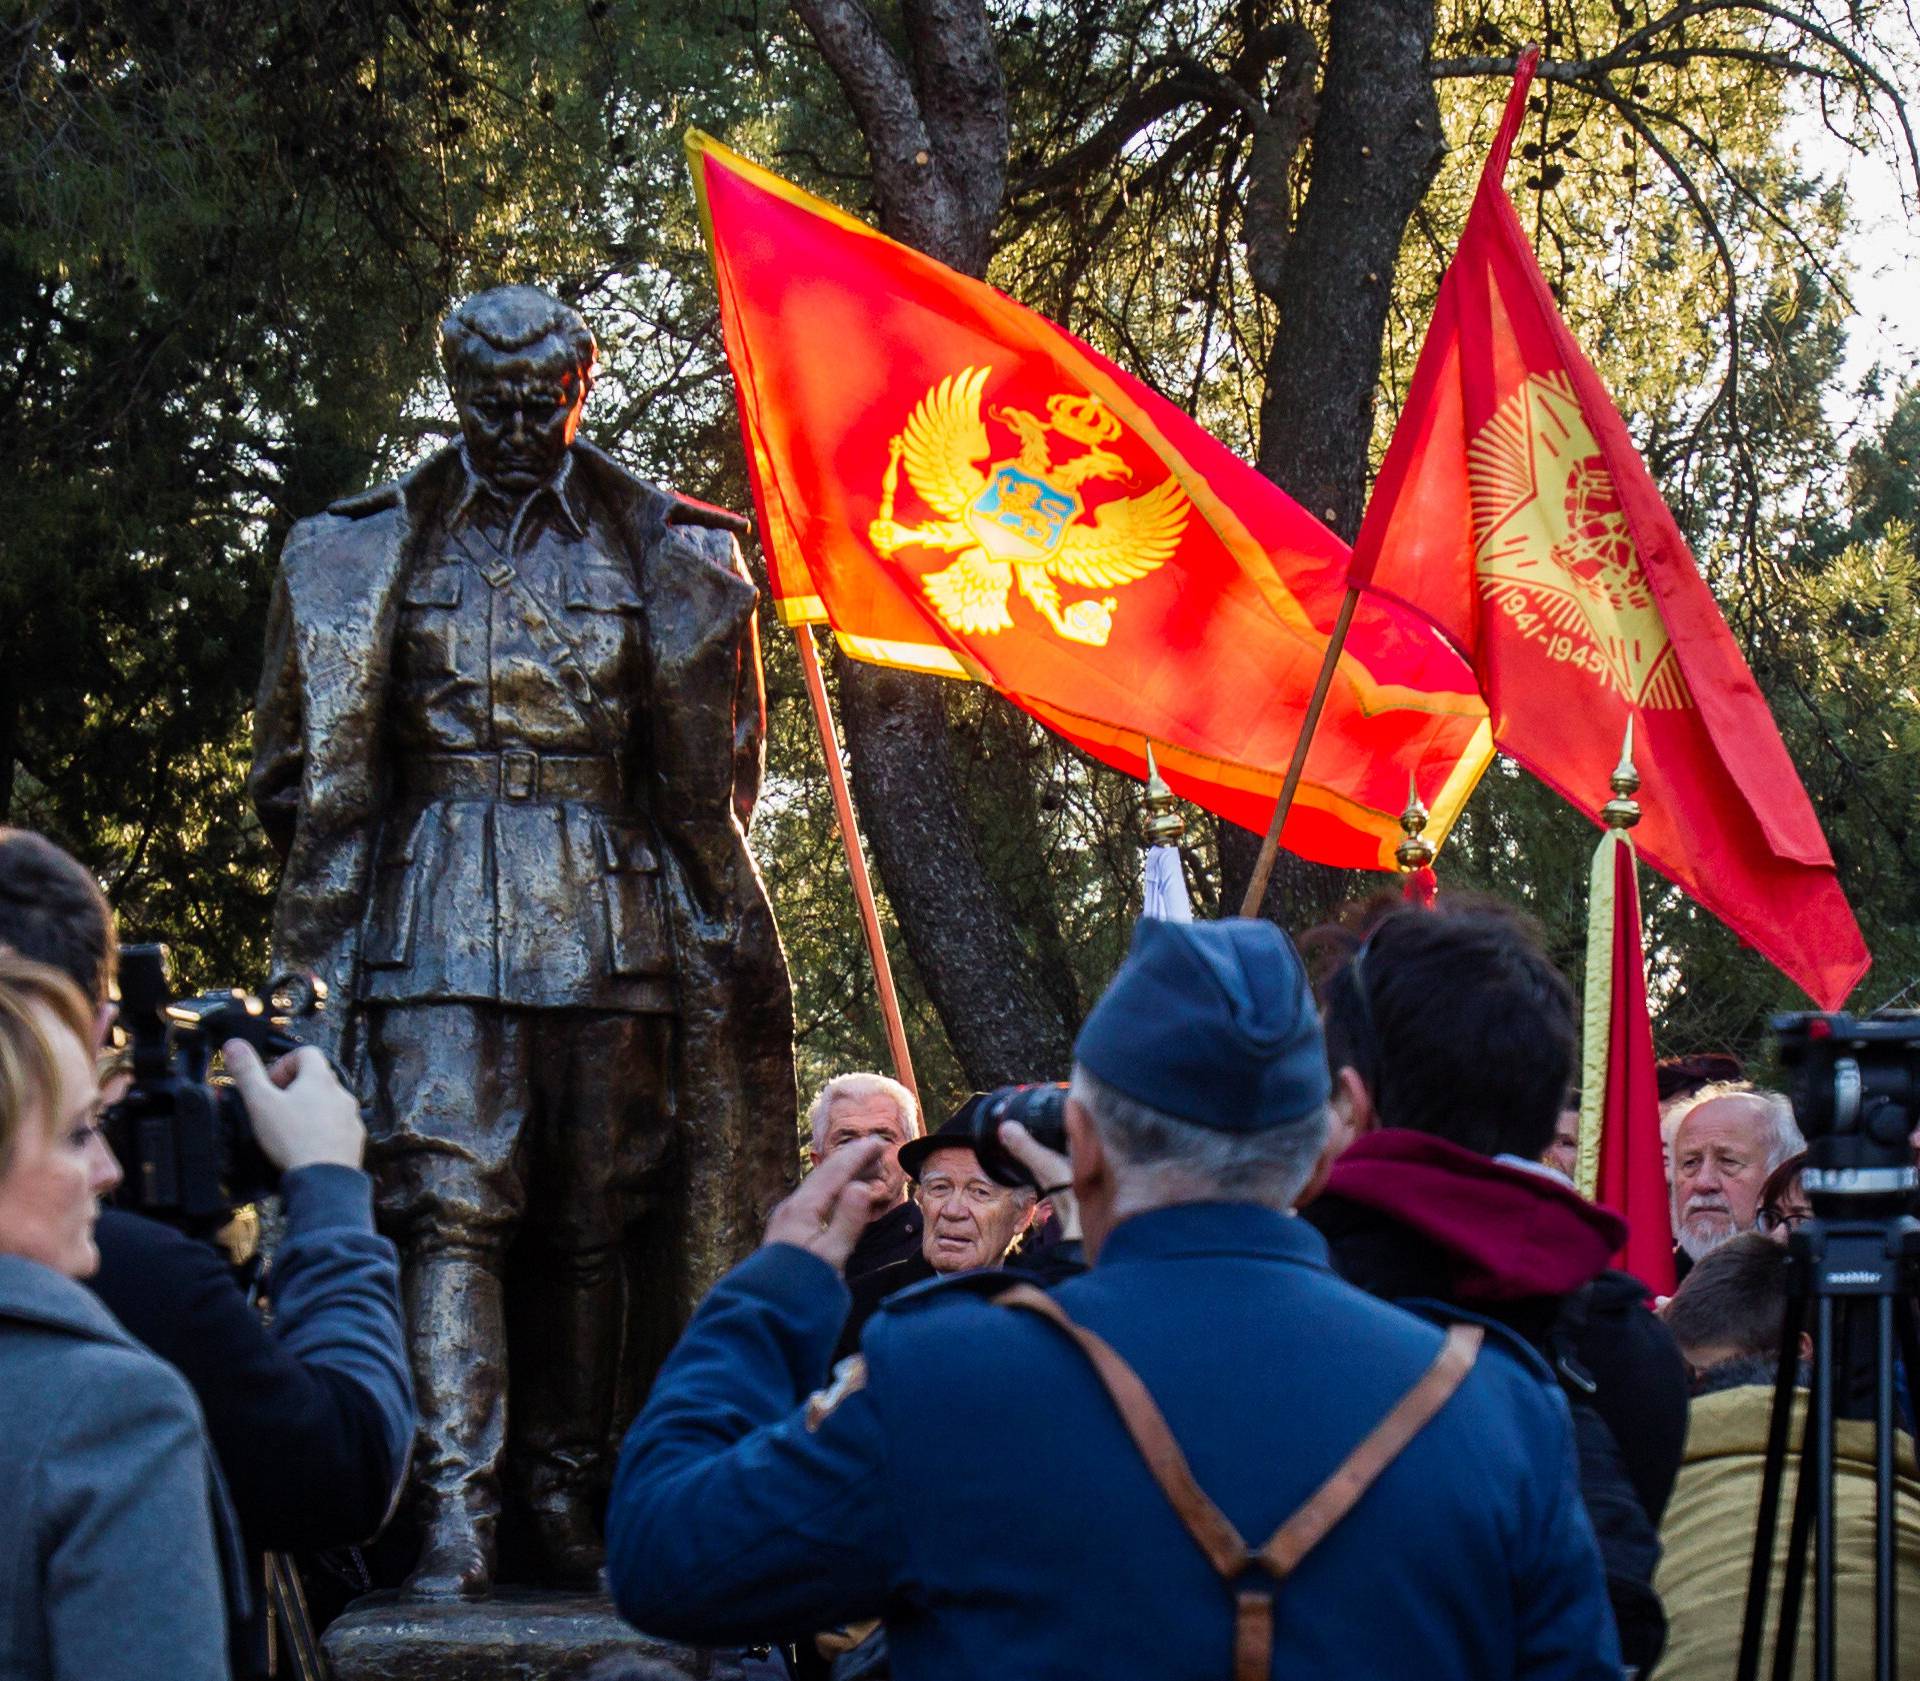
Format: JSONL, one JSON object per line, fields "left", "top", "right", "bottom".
{"left": 867, "top": 365, "right": 1189, "bottom": 647}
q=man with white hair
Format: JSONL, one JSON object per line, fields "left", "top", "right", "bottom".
{"left": 1671, "top": 1083, "right": 1804, "bottom": 1270}
{"left": 805, "top": 1072, "right": 920, "bottom": 1279}
{"left": 608, "top": 918, "right": 1617, "bottom": 1678}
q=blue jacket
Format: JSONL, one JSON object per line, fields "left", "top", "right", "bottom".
{"left": 89, "top": 1165, "right": 415, "bottom": 1553}
{"left": 609, "top": 1202, "right": 1621, "bottom": 1680}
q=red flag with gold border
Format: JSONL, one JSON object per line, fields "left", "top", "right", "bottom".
{"left": 688, "top": 132, "right": 1494, "bottom": 872}
{"left": 1347, "top": 54, "right": 1868, "bottom": 1005}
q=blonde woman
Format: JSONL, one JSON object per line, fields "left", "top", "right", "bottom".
{"left": 0, "top": 955, "right": 234, "bottom": 1680}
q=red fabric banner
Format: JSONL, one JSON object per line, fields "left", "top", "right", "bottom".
{"left": 1347, "top": 52, "right": 1868, "bottom": 1006}
{"left": 1596, "top": 838, "right": 1676, "bottom": 1293}
{"left": 688, "top": 132, "right": 1495, "bottom": 872}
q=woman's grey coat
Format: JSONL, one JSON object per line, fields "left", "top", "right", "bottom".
{"left": 0, "top": 1254, "right": 239, "bottom": 1680}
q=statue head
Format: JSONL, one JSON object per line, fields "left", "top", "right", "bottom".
{"left": 441, "top": 285, "right": 598, "bottom": 498}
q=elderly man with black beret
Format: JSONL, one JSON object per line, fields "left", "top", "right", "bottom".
{"left": 606, "top": 919, "right": 1619, "bottom": 1680}
{"left": 829, "top": 1099, "right": 1055, "bottom": 1361}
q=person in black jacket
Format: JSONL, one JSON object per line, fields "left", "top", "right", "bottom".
{"left": 1301, "top": 902, "right": 1689, "bottom": 1673}
{"left": 0, "top": 827, "right": 414, "bottom": 1678}
{"left": 834, "top": 1097, "right": 1055, "bottom": 1361}
{"left": 806, "top": 1072, "right": 924, "bottom": 1285}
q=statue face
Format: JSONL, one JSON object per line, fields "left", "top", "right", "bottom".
{"left": 454, "top": 348, "right": 589, "bottom": 497}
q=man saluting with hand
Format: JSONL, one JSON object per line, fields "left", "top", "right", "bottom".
{"left": 606, "top": 918, "right": 1619, "bottom": 1679}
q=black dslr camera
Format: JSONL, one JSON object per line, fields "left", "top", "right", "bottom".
{"left": 968, "top": 1081, "right": 1070, "bottom": 1190}
{"left": 104, "top": 944, "right": 328, "bottom": 1227}
{"left": 1771, "top": 1010, "right": 1919, "bottom": 1211}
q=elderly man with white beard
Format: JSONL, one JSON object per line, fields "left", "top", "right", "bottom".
{"left": 1671, "top": 1085, "right": 1804, "bottom": 1277}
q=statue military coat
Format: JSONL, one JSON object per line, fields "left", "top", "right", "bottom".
{"left": 249, "top": 438, "right": 797, "bottom": 1310}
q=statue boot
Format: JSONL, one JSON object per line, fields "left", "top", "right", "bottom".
{"left": 403, "top": 1244, "right": 507, "bottom": 1599}
{"left": 516, "top": 1242, "right": 624, "bottom": 1588}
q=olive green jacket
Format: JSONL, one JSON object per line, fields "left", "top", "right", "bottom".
{"left": 1655, "top": 1383, "right": 1920, "bottom": 1681}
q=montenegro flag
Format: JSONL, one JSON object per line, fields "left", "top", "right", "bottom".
{"left": 1348, "top": 53, "right": 1868, "bottom": 1006}
{"left": 688, "top": 133, "right": 1494, "bottom": 873}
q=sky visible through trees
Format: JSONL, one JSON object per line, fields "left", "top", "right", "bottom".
{"left": 2, "top": 0, "right": 1915, "bottom": 1119}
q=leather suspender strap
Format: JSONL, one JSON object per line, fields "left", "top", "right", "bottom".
{"left": 1255, "top": 1321, "right": 1483, "bottom": 1578}
{"left": 997, "top": 1284, "right": 1248, "bottom": 1575}
{"left": 997, "top": 1283, "right": 1482, "bottom": 1681}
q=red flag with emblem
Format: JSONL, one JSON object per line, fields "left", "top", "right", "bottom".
{"left": 688, "top": 132, "right": 1494, "bottom": 873}
{"left": 1348, "top": 51, "right": 1867, "bottom": 1007}
{"left": 1578, "top": 822, "right": 1675, "bottom": 1292}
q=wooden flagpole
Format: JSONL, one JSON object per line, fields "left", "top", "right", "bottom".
{"left": 793, "top": 626, "right": 919, "bottom": 1105}
{"left": 1237, "top": 584, "right": 1361, "bottom": 917}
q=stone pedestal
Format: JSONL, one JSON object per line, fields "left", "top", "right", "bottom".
{"left": 321, "top": 1590, "right": 752, "bottom": 1681}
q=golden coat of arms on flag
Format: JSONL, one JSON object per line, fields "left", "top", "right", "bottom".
{"left": 868, "top": 365, "right": 1190, "bottom": 648}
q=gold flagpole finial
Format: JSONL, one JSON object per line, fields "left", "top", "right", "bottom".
{"left": 1395, "top": 774, "right": 1435, "bottom": 873}
{"left": 1142, "top": 741, "right": 1186, "bottom": 846}
{"left": 1601, "top": 719, "right": 1642, "bottom": 830}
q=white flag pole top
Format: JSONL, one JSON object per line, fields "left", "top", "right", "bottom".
{"left": 1141, "top": 743, "right": 1193, "bottom": 922}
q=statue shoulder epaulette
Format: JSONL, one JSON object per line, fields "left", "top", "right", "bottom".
{"left": 664, "top": 488, "right": 752, "bottom": 538}
{"left": 324, "top": 481, "right": 405, "bottom": 520}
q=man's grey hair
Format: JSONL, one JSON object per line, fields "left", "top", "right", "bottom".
{"left": 806, "top": 1070, "right": 919, "bottom": 1149}
{"left": 1069, "top": 1064, "right": 1329, "bottom": 1210}
{"left": 1674, "top": 1081, "right": 1805, "bottom": 1170}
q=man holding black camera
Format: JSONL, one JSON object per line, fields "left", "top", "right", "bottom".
{"left": 607, "top": 917, "right": 1618, "bottom": 1678}
{"left": 835, "top": 1099, "right": 1048, "bottom": 1359}
{"left": 0, "top": 828, "right": 414, "bottom": 1680}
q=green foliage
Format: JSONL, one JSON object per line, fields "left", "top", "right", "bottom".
{"left": 2, "top": 0, "right": 1913, "bottom": 1100}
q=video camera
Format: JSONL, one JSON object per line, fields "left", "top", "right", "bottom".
{"left": 104, "top": 943, "right": 329, "bottom": 1227}
{"left": 1771, "top": 1010, "right": 1919, "bottom": 1212}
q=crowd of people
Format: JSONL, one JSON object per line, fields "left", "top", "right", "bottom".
{"left": 2, "top": 820, "right": 1917, "bottom": 1680}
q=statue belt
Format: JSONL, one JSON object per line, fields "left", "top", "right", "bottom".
{"left": 407, "top": 749, "right": 624, "bottom": 806}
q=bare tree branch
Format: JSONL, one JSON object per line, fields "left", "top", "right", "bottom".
{"left": 1432, "top": 1, "right": 1919, "bottom": 190}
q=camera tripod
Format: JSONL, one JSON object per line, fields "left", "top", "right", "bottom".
{"left": 1735, "top": 1194, "right": 1920, "bottom": 1681}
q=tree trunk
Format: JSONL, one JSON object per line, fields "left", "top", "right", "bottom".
{"left": 1223, "top": 0, "right": 1447, "bottom": 929}
{"left": 837, "top": 661, "right": 1073, "bottom": 1082}
{"left": 794, "top": 0, "right": 1075, "bottom": 1086}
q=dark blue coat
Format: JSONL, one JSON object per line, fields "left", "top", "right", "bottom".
{"left": 608, "top": 1202, "right": 1620, "bottom": 1680}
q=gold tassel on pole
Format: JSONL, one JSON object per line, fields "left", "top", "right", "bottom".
{"left": 1140, "top": 742, "right": 1193, "bottom": 921}
{"left": 1575, "top": 723, "right": 1640, "bottom": 1200}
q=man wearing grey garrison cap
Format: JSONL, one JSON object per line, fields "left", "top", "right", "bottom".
{"left": 606, "top": 919, "right": 1618, "bottom": 1680}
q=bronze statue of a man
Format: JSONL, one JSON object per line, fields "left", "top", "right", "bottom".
{"left": 250, "top": 285, "right": 795, "bottom": 1597}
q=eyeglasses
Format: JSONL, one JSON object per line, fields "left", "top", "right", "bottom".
{"left": 918, "top": 1178, "right": 1013, "bottom": 1209}
{"left": 1757, "top": 1206, "right": 1809, "bottom": 1233}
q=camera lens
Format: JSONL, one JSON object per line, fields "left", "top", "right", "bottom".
{"left": 967, "top": 1082, "right": 1069, "bottom": 1190}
